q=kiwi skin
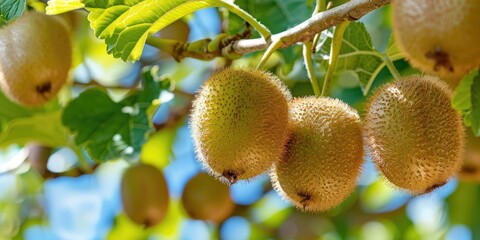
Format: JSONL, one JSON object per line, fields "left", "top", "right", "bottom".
{"left": 0, "top": 11, "right": 72, "bottom": 106}
{"left": 190, "top": 68, "right": 291, "bottom": 184}
{"left": 365, "top": 75, "right": 465, "bottom": 194}
{"left": 392, "top": 0, "right": 480, "bottom": 81}
{"left": 270, "top": 97, "right": 364, "bottom": 212}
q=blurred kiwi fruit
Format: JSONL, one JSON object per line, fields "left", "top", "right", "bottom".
{"left": 121, "top": 163, "right": 169, "bottom": 227}
{"left": 181, "top": 172, "right": 234, "bottom": 223}
{"left": 392, "top": 0, "right": 480, "bottom": 82}
{"left": 190, "top": 68, "right": 291, "bottom": 183}
{"left": 0, "top": 11, "right": 72, "bottom": 106}
{"left": 365, "top": 75, "right": 464, "bottom": 194}
{"left": 271, "top": 97, "right": 364, "bottom": 212}
{"left": 459, "top": 130, "right": 480, "bottom": 182}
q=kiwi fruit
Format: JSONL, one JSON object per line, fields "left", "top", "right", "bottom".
{"left": 459, "top": 130, "right": 480, "bottom": 182}
{"left": 270, "top": 97, "right": 364, "bottom": 212}
{"left": 121, "top": 163, "right": 169, "bottom": 227}
{"left": 181, "top": 172, "right": 235, "bottom": 223}
{"left": 190, "top": 68, "right": 291, "bottom": 183}
{"left": 392, "top": 0, "right": 480, "bottom": 81}
{"left": 0, "top": 11, "right": 72, "bottom": 106}
{"left": 365, "top": 75, "right": 464, "bottom": 194}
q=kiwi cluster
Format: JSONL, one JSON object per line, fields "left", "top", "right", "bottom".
{"left": 190, "top": 68, "right": 365, "bottom": 212}
{"left": 191, "top": 68, "right": 465, "bottom": 213}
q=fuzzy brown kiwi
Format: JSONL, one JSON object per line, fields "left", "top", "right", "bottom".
{"left": 365, "top": 75, "right": 465, "bottom": 194}
{"left": 190, "top": 68, "right": 291, "bottom": 184}
{"left": 392, "top": 0, "right": 480, "bottom": 81}
{"left": 0, "top": 11, "right": 72, "bottom": 106}
{"left": 270, "top": 97, "right": 364, "bottom": 212}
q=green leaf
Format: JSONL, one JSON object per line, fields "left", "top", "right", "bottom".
{"left": 452, "top": 69, "right": 479, "bottom": 131}
{"left": 471, "top": 72, "right": 480, "bottom": 136}
{"left": 62, "top": 69, "right": 161, "bottom": 162}
{"left": 82, "top": 0, "right": 260, "bottom": 61}
{"left": 228, "top": 0, "right": 312, "bottom": 72}
{"left": 228, "top": 0, "right": 312, "bottom": 34}
{"left": 314, "top": 23, "right": 403, "bottom": 95}
{"left": 0, "top": 91, "right": 61, "bottom": 131}
{"left": 0, "top": 111, "right": 69, "bottom": 147}
{"left": 385, "top": 35, "right": 403, "bottom": 59}
{"left": 0, "top": 0, "right": 26, "bottom": 24}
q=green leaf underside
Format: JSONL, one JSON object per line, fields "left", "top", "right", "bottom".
{"left": 46, "top": 0, "right": 85, "bottom": 15}
{"left": 315, "top": 22, "right": 403, "bottom": 95}
{"left": 83, "top": 0, "right": 242, "bottom": 61}
{"left": 62, "top": 71, "right": 161, "bottom": 162}
{"left": 0, "top": 0, "right": 26, "bottom": 24}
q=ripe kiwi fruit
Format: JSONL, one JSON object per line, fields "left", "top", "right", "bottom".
{"left": 0, "top": 11, "right": 72, "bottom": 106}
{"left": 190, "top": 68, "right": 291, "bottom": 183}
{"left": 121, "top": 163, "right": 169, "bottom": 227}
{"left": 392, "top": 0, "right": 480, "bottom": 81}
{"left": 365, "top": 75, "right": 465, "bottom": 194}
{"left": 270, "top": 97, "right": 364, "bottom": 212}
{"left": 181, "top": 172, "right": 235, "bottom": 223}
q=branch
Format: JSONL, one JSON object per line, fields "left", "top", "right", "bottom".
{"left": 147, "top": 0, "right": 390, "bottom": 61}
{"left": 233, "top": 0, "right": 390, "bottom": 54}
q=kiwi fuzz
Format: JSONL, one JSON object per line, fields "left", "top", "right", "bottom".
{"left": 190, "top": 68, "right": 291, "bottom": 183}
{"left": 271, "top": 97, "right": 364, "bottom": 212}
{"left": 365, "top": 75, "right": 465, "bottom": 194}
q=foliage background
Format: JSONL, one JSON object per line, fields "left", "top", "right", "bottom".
{"left": 0, "top": 1, "right": 479, "bottom": 239}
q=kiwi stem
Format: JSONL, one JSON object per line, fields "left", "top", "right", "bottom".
{"left": 256, "top": 39, "right": 283, "bottom": 70}
{"left": 303, "top": 41, "right": 321, "bottom": 96}
{"left": 302, "top": 0, "right": 326, "bottom": 96}
{"left": 214, "top": 0, "right": 272, "bottom": 42}
{"left": 321, "top": 21, "right": 349, "bottom": 97}
{"left": 382, "top": 53, "right": 401, "bottom": 80}
{"left": 69, "top": 143, "right": 93, "bottom": 173}
{"left": 310, "top": 0, "right": 327, "bottom": 53}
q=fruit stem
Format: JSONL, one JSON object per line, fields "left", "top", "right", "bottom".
{"left": 69, "top": 143, "right": 93, "bottom": 173}
{"left": 382, "top": 53, "right": 401, "bottom": 80}
{"left": 302, "top": 0, "right": 326, "bottom": 96}
{"left": 214, "top": 0, "right": 272, "bottom": 42}
{"left": 256, "top": 39, "right": 283, "bottom": 70}
{"left": 303, "top": 41, "right": 321, "bottom": 96}
{"left": 310, "top": 0, "right": 327, "bottom": 52}
{"left": 321, "top": 21, "right": 349, "bottom": 97}
{"left": 145, "top": 36, "right": 177, "bottom": 57}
